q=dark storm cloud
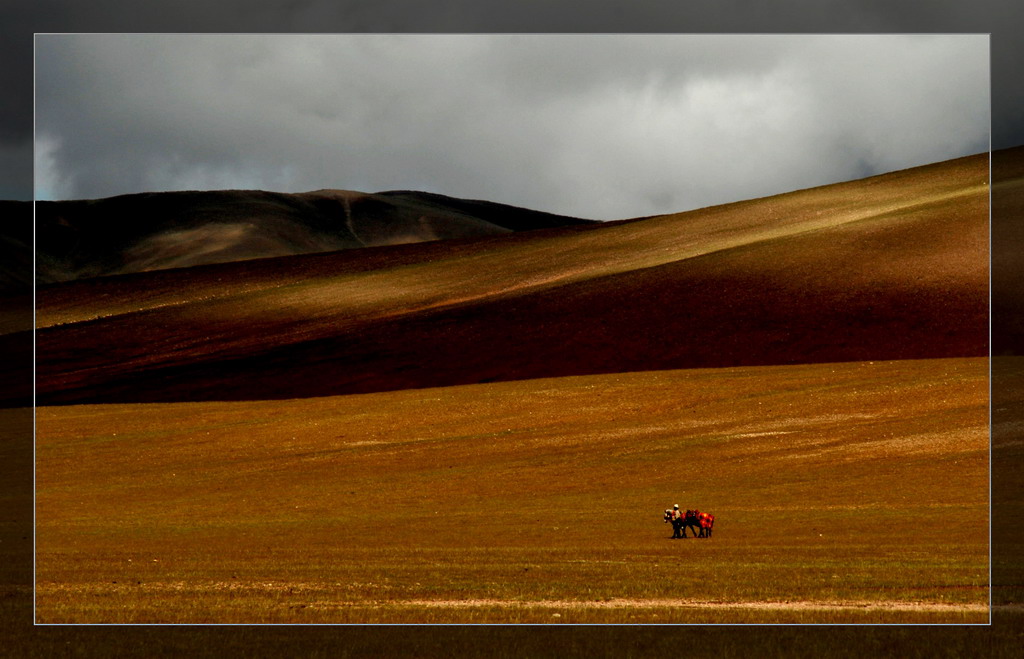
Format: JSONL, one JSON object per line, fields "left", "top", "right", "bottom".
{"left": 35, "top": 34, "right": 988, "bottom": 219}
{"left": 3, "top": 0, "right": 1022, "bottom": 204}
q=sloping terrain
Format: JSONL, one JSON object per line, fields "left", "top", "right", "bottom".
{"left": 993, "top": 146, "right": 1024, "bottom": 355}
{"left": 29, "top": 152, "right": 998, "bottom": 625}
{"left": 20, "top": 151, "right": 991, "bottom": 406}
{"left": 0, "top": 201, "right": 32, "bottom": 292}
{"left": 32, "top": 188, "right": 593, "bottom": 283}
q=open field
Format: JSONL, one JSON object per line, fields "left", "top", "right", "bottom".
{"left": 36, "top": 357, "right": 988, "bottom": 623}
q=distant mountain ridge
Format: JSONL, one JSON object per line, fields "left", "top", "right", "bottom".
{"left": 31, "top": 188, "right": 594, "bottom": 284}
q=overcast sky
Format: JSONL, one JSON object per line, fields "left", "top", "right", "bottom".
{"left": 35, "top": 34, "right": 988, "bottom": 220}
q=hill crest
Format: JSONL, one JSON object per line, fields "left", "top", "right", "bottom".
{"left": 16, "top": 150, "right": 996, "bottom": 406}
{"left": 31, "top": 188, "right": 594, "bottom": 284}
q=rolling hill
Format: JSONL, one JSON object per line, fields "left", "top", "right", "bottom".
{"left": 31, "top": 188, "right": 594, "bottom": 283}
{"left": 18, "top": 150, "right": 992, "bottom": 407}
{"left": 993, "top": 146, "right": 1024, "bottom": 355}
{"left": 0, "top": 201, "right": 33, "bottom": 292}
{"left": 28, "top": 150, "right": 1000, "bottom": 625}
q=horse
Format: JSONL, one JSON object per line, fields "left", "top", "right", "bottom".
{"left": 663, "top": 509, "right": 684, "bottom": 538}
{"left": 664, "top": 509, "right": 701, "bottom": 538}
{"left": 688, "top": 509, "right": 715, "bottom": 538}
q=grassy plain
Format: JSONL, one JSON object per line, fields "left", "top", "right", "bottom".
{"left": 36, "top": 357, "right": 988, "bottom": 623}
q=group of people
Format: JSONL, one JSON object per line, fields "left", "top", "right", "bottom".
{"left": 663, "top": 504, "right": 715, "bottom": 539}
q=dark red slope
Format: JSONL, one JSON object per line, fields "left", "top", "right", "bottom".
{"left": 993, "top": 146, "right": 1024, "bottom": 356}
{"left": 27, "top": 160, "right": 988, "bottom": 405}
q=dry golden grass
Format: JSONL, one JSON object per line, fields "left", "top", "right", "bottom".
{"left": 36, "top": 357, "right": 988, "bottom": 623}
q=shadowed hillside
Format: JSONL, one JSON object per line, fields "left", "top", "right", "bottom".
{"left": 32, "top": 189, "right": 593, "bottom": 283}
{"left": 0, "top": 201, "right": 32, "bottom": 293}
{"left": 993, "top": 146, "right": 1024, "bottom": 355}
{"left": 19, "top": 150, "right": 994, "bottom": 406}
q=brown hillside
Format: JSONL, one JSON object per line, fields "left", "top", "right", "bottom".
{"left": 23, "top": 151, "right": 993, "bottom": 406}
{"left": 33, "top": 188, "right": 592, "bottom": 283}
{"left": 993, "top": 146, "right": 1024, "bottom": 355}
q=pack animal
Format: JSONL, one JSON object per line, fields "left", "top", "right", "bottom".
{"left": 689, "top": 509, "right": 715, "bottom": 538}
{"left": 663, "top": 508, "right": 702, "bottom": 538}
